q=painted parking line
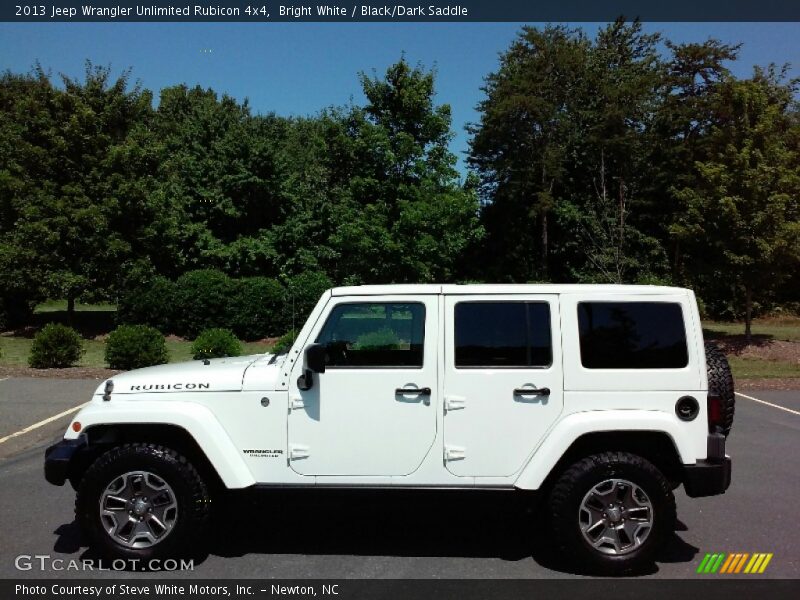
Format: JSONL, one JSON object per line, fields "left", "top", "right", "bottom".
{"left": 0, "top": 401, "right": 89, "bottom": 445}
{"left": 735, "top": 391, "right": 800, "bottom": 417}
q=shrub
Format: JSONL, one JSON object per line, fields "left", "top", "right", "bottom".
{"left": 174, "top": 270, "right": 235, "bottom": 338}
{"left": 117, "top": 276, "right": 177, "bottom": 333}
{"left": 105, "top": 325, "right": 168, "bottom": 370}
{"left": 272, "top": 330, "right": 297, "bottom": 355}
{"left": 29, "top": 323, "right": 84, "bottom": 368}
{"left": 191, "top": 328, "right": 242, "bottom": 360}
{"left": 284, "top": 271, "right": 333, "bottom": 330}
{"left": 229, "top": 277, "right": 286, "bottom": 340}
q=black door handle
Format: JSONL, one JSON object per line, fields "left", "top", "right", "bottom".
{"left": 396, "top": 387, "right": 431, "bottom": 396}
{"left": 513, "top": 387, "right": 550, "bottom": 396}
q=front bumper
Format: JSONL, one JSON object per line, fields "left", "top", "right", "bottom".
{"left": 683, "top": 432, "right": 732, "bottom": 498}
{"left": 44, "top": 438, "right": 85, "bottom": 486}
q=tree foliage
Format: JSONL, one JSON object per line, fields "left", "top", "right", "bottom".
{"left": 1, "top": 57, "right": 483, "bottom": 327}
{"left": 468, "top": 21, "right": 799, "bottom": 327}
{"left": 1, "top": 36, "right": 797, "bottom": 337}
{"left": 671, "top": 68, "right": 800, "bottom": 337}
{"left": 0, "top": 63, "right": 152, "bottom": 322}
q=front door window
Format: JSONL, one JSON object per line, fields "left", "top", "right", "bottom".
{"left": 315, "top": 302, "right": 425, "bottom": 368}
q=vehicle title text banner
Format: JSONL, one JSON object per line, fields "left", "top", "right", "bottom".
{"left": 4, "top": 0, "right": 800, "bottom": 22}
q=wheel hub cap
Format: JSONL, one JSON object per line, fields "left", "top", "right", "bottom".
{"left": 131, "top": 498, "right": 149, "bottom": 516}
{"left": 606, "top": 505, "right": 622, "bottom": 523}
{"left": 578, "top": 478, "right": 654, "bottom": 556}
{"left": 99, "top": 471, "right": 178, "bottom": 549}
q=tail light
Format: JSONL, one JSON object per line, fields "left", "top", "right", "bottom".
{"left": 707, "top": 393, "right": 723, "bottom": 433}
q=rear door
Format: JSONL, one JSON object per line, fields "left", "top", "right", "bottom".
{"left": 442, "top": 295, "right": 563, "bottom": 477}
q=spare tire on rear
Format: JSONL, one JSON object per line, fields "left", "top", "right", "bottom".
{"left": 704, "top": 341, "right": 735, "bottom": 437}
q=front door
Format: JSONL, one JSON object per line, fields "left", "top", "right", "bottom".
{"left": 288, "top": 297, "right": 438, "bottom": 476}
{"left": 443, "top": 295, "right": 563, "bottom": 477}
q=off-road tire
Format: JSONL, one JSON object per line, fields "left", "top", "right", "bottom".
{"left": 76, "top": 443, "right": 210, "bottom": 563}
{"left": 705, "top": 341, "right": 735, "bottom": 437}
{"left": 548, "top": 452, "right": 676, "bottom": 575}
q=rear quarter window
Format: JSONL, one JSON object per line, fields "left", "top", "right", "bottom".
{"left": 577, "top": 302, "right": 688, "bottom": 369}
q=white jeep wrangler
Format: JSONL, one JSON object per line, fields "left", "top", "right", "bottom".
{"left": 45, "top": 284, "right": 734, "bottom": 573}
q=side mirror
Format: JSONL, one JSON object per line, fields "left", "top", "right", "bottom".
{"left": 297, "top": 344, "right": 326, "bottom": 392}
{"left": 305, "top": 343, "right": 326, "bottom": 374}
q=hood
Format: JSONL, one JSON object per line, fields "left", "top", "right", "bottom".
{"left": 96, "top": 354, "right": 271, "bottom": 395}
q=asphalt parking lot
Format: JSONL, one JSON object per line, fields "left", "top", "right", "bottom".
{"left": 0, "top": 377, "right": 798, "bottom": 579}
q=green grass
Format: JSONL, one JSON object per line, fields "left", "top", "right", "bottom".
{"left": 0, "top": 336, "right": 273, "bottom": 369}
{"left": 34, "top": 299, "right": 117, "bottom": 313}
{"left": 703, "top": 317, "right": 800, "bottom": 379}
{"left": 703, "top": 318, "right": 800, "bottom": 343}
{"left": 727, "top": 356, "right": 800, "bottom": 379}
{"left": 0, "top": 336, "right": 43, "bottom": 367}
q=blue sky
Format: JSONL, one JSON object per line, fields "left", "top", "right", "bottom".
{"left": 1, "top": 22, "right": 798, "bottom": 174}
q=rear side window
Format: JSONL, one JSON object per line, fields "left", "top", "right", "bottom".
{"left": 577, "top": 302, "right": 688, "bottom": 369}
{"left": 454, "top": 302, "right": 552, "bottom": 368}
{"left": 315, "top": 302, "right": 425, "bottom": 368}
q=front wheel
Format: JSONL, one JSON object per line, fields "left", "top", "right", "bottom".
{"left": 548, "top": 452, "right": 676, "bottom": 575}
{"left": 76, "top": 443, "right": 210, "bottom": 563}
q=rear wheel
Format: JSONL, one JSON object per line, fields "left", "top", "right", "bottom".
{"left": 76, "top": 443, "right": 210, "bottom": 562}
{"left": 548, "top": 452, "right": 675, "bottom": 574}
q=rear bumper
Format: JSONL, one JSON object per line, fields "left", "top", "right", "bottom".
{"left": 683, "top": 432, "right": 732, "bottom": 498}
{"left": 683, "top": 457, "right": 731, "bottom": 497}
{"left": 44, "top": 438, "right": 85, "bottom": 486}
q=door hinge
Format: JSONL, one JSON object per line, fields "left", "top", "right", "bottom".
{"left": 444, "top": 445, "right": 466, "bottom": 461}
{"left": 289, "top": 444, "right": 310, "bottom": 460}
{"left": 289, "top": 397, "right": 305, "bottom": 412}
{"left": 444, "top": 395, "right": 466, "bottom": 411}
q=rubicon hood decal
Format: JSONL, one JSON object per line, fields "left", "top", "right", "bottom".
{"left": 128, "top": 382, "right": 211, "bottom": 391}
{"left": 96, "top": 354, "right": 270, "bottom": 395}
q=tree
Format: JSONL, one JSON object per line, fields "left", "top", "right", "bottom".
{"left": 0, "top": 63, "right": 153, "bottom": 322}
{"left": 560, "top": 150, "right": 664, "bottom": 283}
{"left": 649, "top": 39, "right": 740, "bottom": 281}
{"left": 145, "top": 85, "right": 287, "bottom": 278}
{"left": 672, "top": 68, "right": 800, "bottom": 340}
{"left": 470, "top": 21, "right": 667, "bottom": 284}
{"left": 0, "top": 67, "right": 56, "bottom": 326}
{"left": 469, "top": 25, "right": 589, "bottom": 281}
{"left": 328, "top": 59, "right": 482, "bottom": 284}
{"left": 559, "top": 21, "right": 667, "bottom": 284}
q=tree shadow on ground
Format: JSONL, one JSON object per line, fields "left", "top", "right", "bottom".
{"left": 53, "top": 489, "right": 699, "bottom": 576}
{"left": 702, "top": 329, "right": 774, "bottom": 354}
{"left": 11, "top": 309, "right": 117, "bottom": 338}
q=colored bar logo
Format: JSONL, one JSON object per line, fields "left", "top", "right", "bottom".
{"left": 696, "top": 552, "right": 773, "bottom": 574}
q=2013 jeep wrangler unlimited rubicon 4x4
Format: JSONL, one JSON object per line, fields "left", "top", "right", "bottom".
{"left": 44, "top": 284, "right": 734, "bottom": 573}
